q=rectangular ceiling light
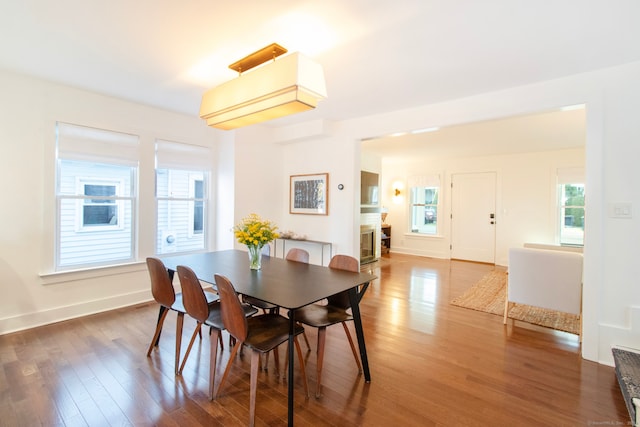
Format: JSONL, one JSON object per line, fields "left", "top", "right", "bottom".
{"left": 199, "top": 47, "right": 327, "bottom": 130}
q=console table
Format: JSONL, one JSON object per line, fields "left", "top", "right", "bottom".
{"left": 274, "top": 238, "right": 332, "bottom": 266}
{"left": 381, "top": 225, "right": 391, "bottom": 254}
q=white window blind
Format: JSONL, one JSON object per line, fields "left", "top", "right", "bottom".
{"left": 57, "top": 122, "right": 139, "bottom": 165}
{"left": 155, "top": 139, "right": 212, "bottom": 170}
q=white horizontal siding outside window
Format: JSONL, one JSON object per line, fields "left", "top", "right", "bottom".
{"left": 155, "top": 140, "right": 211, "bottom": 255}
{"left": 55, "top": 122, "right": 139, "bottom": 270}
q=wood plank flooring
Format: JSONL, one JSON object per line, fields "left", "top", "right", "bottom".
{"left": 0, "top": 253, "right": 629, "bottom": 426}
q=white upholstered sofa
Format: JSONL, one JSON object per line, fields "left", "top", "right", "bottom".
{"left": 504, "top": 247, "right": 584, "bottom": 333}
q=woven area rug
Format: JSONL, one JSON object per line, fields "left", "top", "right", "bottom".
{"left": 451, "top": 270, "right": 580, "bottom": 335}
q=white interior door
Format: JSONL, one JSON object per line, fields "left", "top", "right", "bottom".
{"left": 451, "top": 172, "right": 497, "bottom": 263}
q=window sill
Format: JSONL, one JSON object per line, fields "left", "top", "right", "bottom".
{"left": 404, "top": 232, "right": 445, "bottom": 239}
{"left": 39, "top": 261, "right": 147, "bottom": 285}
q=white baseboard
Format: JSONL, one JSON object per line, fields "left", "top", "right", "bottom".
{"left": 0, "top": 289, "right": 153, "bottom": 335}
{"left": 599, "top": 306, "right": 640, "bottom": 366}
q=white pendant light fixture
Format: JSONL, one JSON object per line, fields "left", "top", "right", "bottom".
{"left": 199, "top": 43, "right": 327, "bottom": 130}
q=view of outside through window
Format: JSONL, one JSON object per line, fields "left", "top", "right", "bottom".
{"left": 83, "top": 183, "right": 118, "bottom": 226}
{"left": 57, "top": 159, "right": 135, "bottom": 268}
{"left": 193, "top": 180, "right": 204, "bottom": 234}
{"left": 155, "top": 169, "right": 207, "bottom": 254}
{"left": 560, "top": 183, "right": 585, "bottom": 245}
{"left": 410, "top": 187, "right": 439, "bottom": 234}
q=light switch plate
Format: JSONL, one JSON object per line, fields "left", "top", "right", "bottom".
{"left": 610, "top": 202, "right": 633, "bottom": 219}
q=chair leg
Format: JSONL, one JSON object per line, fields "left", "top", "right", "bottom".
{"left": 215, "top": 340, "right": 243, "bottom": 399}
{"left": 294, "top": 336, "right": 309, "bottom": 399}
{"left": 175, "top": 312, "right": 184, "bottom": 375}
{"left": 178, "top": 322, "right": 202, "bottom": 375}
{"left": 146, "top": 307, "right": 169, "bottom": 357}
{"left": 209, "top": 326, "right": 224, "bottom": 351}
{"left": 282, "top": 342, "right": 289, "bottom": 380}
{"left": 208, "top": 328, "right": 220, "bottom": 400}
{"left": 272, "top": 345, "right": 280, "bottom": 377}
{"left": 249, "top": 350, "right": 260, "bottom": 427}
{"left": 263, "top": 349, "right": 270, "bottom": 371}
{"left": 301, "top": 327, "right": 311, "bottom": 351}
{"left": 315, "top": 327, "right": 327, "bottom": 398}
{"left": 341, "top": 322, "right": 362, "bottom": 373}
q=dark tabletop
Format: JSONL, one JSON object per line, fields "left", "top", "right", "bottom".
{"left": 161, "top": 250, "right": 377, "bottom": 310}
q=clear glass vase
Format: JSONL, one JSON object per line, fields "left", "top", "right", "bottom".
{"left": 247, "top": 245, "right": 263, "bottom": 270}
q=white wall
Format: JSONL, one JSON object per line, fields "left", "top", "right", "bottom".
{"left": 380, "top": 148, "right": 585, "bottom": 266}
{"left": 0, "top": 69, "right": 222, "bottom": 334}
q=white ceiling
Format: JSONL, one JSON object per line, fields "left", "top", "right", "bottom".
{"left": 362, "top": 107, "right": 586, "bottom": 160}
{"left": 1, "top": 1, "right": 639, "bottom": 133}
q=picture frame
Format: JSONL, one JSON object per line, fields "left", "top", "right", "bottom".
{"left": 290, "top": 173, "right": 329, "bottom": 215}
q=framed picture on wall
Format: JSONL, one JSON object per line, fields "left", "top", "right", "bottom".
{"left": 290, "top": 173, "right": 329, "bottom": 215}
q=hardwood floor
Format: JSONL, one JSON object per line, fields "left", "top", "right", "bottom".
{"left": 0, "top": 253, "right": 629, "bottom": 426}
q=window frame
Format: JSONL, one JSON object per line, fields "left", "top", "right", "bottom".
{"left": 409, "top": 186, "right": 440, "bottom": 235}
{"left": 54, "top": 122, "right": 139, "bottom": 271}
{"left": 407, "top": 174, "right": 441, "bottom": 236}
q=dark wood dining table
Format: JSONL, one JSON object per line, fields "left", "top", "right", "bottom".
{"left": 160, "top": 249, "right": 377, "bottom": 426}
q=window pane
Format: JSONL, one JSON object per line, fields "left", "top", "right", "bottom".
{"left": 156, "top": 169, "right": 207, "bottom": 254}
{"left": 56, "top": 159, "right": 135, "bottom": 269}
{"left": 193, "top": 180, "right": 204, "bottom": 234}
{"left": 156, "top": 199, "right": 206, "bottom": 253}
{"left": 58, "top": 198, "right": 133, "bottom": 267}
{"left": 84, "top": 205, "right": 118, "bottom": 225}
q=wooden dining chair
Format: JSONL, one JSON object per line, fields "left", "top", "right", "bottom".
{"left": 176, "top": 265, "right": 257, "bottom": 395}
{"left": 145, "top": 257, "right": 219, "bottom": 374}
{"left": 214, "top": 273, "right": 309, "bottom": 426}
{"left": 292, "top": 254, "right": 363, "bottom": 398}
{"left": 244, "top": 248, "right": 311, "bottom": 372}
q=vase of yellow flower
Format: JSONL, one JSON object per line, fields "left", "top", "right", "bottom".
{"left": 233, "top": 213, "right": 279, "bottom": 270}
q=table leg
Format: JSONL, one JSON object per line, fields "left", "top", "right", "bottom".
{"left": 348, "top": 288, "right": 370, "bottom": 382}
{"left": 288, "top": 310, "right": 295, "bottom": 426}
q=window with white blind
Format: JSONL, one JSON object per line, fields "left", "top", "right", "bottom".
{"left": 557, "top": 168, "right": 585, "bottom": 246}
{"left": 409, "top": 175, "right": 441, "bottom": 235}
{"left": 155, "top": 140, "right": 211, "bottom": 254}
{"left": 55, "top": 122, "right": 138, "bottom": 270}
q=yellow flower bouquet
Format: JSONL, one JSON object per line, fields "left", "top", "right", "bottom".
{"left": 234, "top": 213, "right": 279, "bottom": 269}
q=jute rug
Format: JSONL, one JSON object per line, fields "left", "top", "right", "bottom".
{"left": 451, "top": 270, "right": 581, "bottom": 335}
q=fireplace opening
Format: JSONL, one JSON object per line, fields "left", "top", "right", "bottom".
{"left": 360, "top": 225, "right": 376, "bottom": 264}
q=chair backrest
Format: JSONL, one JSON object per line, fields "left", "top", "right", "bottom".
{"left": 326, "top": 254, "right": 360, "bottom": 309}
{"left": 507, "top": 247, "right": 583, "bottom": 315}
{"left": 285, "top": 248, "right": 309, "bottom": 263}
{"left": 177, "top": 265, "right": 210, "bottom": 323}
{"left": 262, "top": 244, "right": 271, "bottom": 256}
{"left": 215, "top": 274, "right": 249, "bottom": 342}
{"left": 146, "top": 257, "right": 176, "bottom": 307}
